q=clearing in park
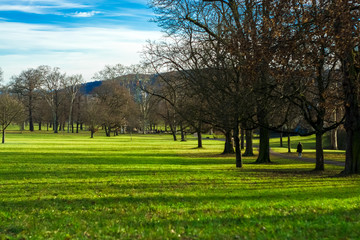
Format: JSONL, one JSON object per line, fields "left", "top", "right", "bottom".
{"left": 0, "top": 132, "right": 359, "bottom": 239}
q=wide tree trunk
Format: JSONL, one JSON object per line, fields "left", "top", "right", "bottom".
{"left": 53, "top": 115, "right": 58, "bottom": 133}
{"left": 29, "top": 107, "right": 34, "bottom": 132}
{"left": 315, "top": 132, "right": 324, "bottom": 171}
{"left": 234, "top": 124, "right": 242, "bottom": 168}
{"left": 256, "top": 126, "right": 271, "bottom": 163}
{"left": 223, "top": 130, "right": 234, "bottom": 154}
{"left": 342, "top": 50, "right": 360, "bottom": 174}
{"left": 91, "top": 130, "right": 94, "bottom": 138}
{"left": 243, "top": 130, "right": 254, "bottom": 156}
{"left": 197, "top": 130, "right": 202, "bottom": 148}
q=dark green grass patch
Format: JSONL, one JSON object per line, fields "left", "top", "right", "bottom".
{"left": 0, "top": 132, "right": 359, "bottom": 239}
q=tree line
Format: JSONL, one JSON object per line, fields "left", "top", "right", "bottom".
{"left": 142, "top": 0, "right": 359, "bottom": 174}
{"left": 1, "top": 0, "right": 359, "bottom": 175}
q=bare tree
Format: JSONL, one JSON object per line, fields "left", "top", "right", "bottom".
{"left": 0, "top": 94, "right": 24, "bottom": 143}
{"left": 10, "top": 68, "right": 42, "bottom": 132}
{"left": 62, "top": 74, "right": 84, "bottom": 133}
{"left": 39, "top": 66, "right": 66, "bottom": 133}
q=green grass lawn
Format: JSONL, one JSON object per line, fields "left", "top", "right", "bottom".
{"left": 0, "top": 131, "right": 359, "bottom": 239}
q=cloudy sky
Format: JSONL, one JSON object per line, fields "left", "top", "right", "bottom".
{"left": 0, "top": 0, "right": 163, "bottom": 83}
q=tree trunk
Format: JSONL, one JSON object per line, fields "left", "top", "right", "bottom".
{"left": 287, "top": 133, "right": 291, "bottom": 153}
{"left": 330, "top": 128, "right": 338, "bottom": 150}
{"left": 29, "top": 108, "right": 34, "bottom": 132}
{"left": 39, "top": 122, "right": 41, "bottom": 131}
{"left": 47, "top": 123, "right": 49, "bottom": 131}
{"left": 223, "top": 130, "right": 234, "bottom": 154}
{"left": 91, "top": 130, "right": 94, "bottom": 138}
{"left": 280, "top": 132, "right": 283, "bottom": 147}
{"left": 2, "top": 129, "right": 5, "bottom": 144}
{"left": 105, "top": 126, "right": 111, "bottom": 137}
{"left": 243, "top": 130, "right": 254, "bottom": 156}
{"left": 330, "top": 110, "right": 338, "bottom": 150}
{"left": 256, "top": 126, "right": 271, "bottom": 163}
{"left": 240, "top": 128, "right": 245, "bottom": 150}
{"left": 342, "top": 49, "right": 360, "bottom": 174}
{"left": 234, "top": 124, "right": 242, "bottom": 168}
{"left": 53, "top": 115, "right": 58, "bottom": 133}
{"left": 197, "top": 130, "right": 202, "bottom": 148}
{"left": 315, "top": 132, "right": 324, "bottom": 171}
{"left": 68, "top": 102, "right": 73, "bottom": 133}
{"left": 180, "top": 123, "right": 186, "bottom": 141}
{"left": 169, "top": 123, "right": 177, "bottom": 141}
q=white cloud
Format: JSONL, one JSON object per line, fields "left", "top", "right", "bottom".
{"left": 71, "top": 11, "right": 101, "bottom": 18}
{"left": 0, "top": 22, "right": 163, "bottom": 82}
{"left": 0, "top": 1, "right": 90, "bottom": 14}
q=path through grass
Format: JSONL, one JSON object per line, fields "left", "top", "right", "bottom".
{"left": 0, "top": 132, "right": 359, "bottom": 239}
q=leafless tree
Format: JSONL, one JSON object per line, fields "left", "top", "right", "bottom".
{"left": 0, "top": 94, "right": 25, "bottom": 143}
{"left": 62, "top": 74, "right": 84, "bottom": 133}
{"left": 10, "top": 68, "right": 43, "bottom": 131}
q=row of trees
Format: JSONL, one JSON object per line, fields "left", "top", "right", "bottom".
{"left": 142, "top": 0, "right": 359, "bottom": 174}
{"left": 0, "top": 64, "right": 191, "bottom": 143}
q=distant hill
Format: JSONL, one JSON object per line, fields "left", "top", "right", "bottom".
{"left": 79, "top": 73, "right": 157, "bottom": 97}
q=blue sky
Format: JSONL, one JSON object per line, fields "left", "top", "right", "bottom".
{"left": 0, "top": 0, "right": 162, "bottom": 82}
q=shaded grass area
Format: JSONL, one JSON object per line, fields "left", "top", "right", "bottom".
{"left": 0, "top": 132, "right": 359, "bottom": 239}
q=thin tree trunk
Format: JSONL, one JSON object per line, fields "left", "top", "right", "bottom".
{"left": 240, "top": 128, "right": 245, "bottom": 150}
{"left": 234, "top": 124, "right": 242, "bottom": 168}
{"left": 256, "top": 126, "right": 271, "bottom": 163}
{"left": 243, "top": 130, "right": 254, "bottom": 156}
{"left": 2, "top": 129, "right": 5, "bottom": 144}
{"left": 315, "top": 132, "right": 324, "bottom": 171}
{"left": 287, "top": 133, "right": 291, "bottom": 153}
{"left": 39, "top": 122, "right": 41, "bottom": 131}
{"left": 280, "top": 132, "right": 283, "bottom": 147}
{"left": 330, "top": 110, "right": 338, "bottom": 150}
{"left": 180, "top": 123, "right": 186, "bottom": 141}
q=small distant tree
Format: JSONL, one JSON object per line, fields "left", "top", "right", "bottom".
{"left": 0, "top": 94, "right": 24, "bottom": 143}
{"left": 83, "top": 98, "right": 104, "bottom": 138}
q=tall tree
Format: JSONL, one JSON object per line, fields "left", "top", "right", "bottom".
{"left": 10, "top": 68, "right": 42, "bottom": 131}
{"left": 39, "top": 66, "right": 66, "bottom": 133}
{"left": 330, "top": 1, "right": 360, "bottom": 174}
{"left": 62, "top": 74, "right": 84, "bottom": 133}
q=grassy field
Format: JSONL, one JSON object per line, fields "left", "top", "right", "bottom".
{"left": 0, "top": 131, "right": 359, "bottom": 239}
{"left": 270, "top": 135, "right": 346, "bottom": 162}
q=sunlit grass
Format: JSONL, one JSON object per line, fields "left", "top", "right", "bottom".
{"left": 270, "top": 134, "right": 346, "bottom": 162}
{"left": 0, "top": 131, "right": 358, "bottom": 239}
